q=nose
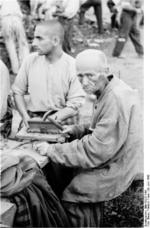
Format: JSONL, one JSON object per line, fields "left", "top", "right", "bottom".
{"left": 82, "top": 76, "right": 89, "bottom": 86}
{"left": 32, "top": 38, "right": 38, "bottom": 48}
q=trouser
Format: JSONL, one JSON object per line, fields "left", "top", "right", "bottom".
{"left": 58, "top": 17, "right": 74, "bottom": 54}
{"left": 79, "top": 0, "right": 103, "bottom": 34}
{"left": 107, "top": 0, "right": 119, "bottom": 29}
{"left": 62, "top": 201, "right": 103, "bottom": 227}
{"left": 113, "top": 9, "right": 143, "bottom": 57}
{"left": 1, "top": 16, "right": 29, "bottom": 74}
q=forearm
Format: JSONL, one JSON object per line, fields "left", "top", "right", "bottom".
{"left": 13, "top": 94, "right": 29, "bottom": 120}
{"left": 52, "top": 107, "right": 77, "bottom": 122}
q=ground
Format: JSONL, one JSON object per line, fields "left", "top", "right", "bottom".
{"left": 0, "top": 1, "right": 144, "bottom": 227}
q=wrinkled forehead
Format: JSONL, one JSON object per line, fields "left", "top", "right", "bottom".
{"left": 76, "top": 60, "right": 106, "bottom": 75}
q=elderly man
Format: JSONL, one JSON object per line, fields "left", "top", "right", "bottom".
{"left": 34, "top": 49, "right": 142, "bottom": 227}
{"left": 12, "top": 20, "right": 85, "bottom": 129}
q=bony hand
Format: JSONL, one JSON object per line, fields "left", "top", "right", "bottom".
{"left": 32, "top": 141, "right": 49, "bottom": 156}
{"left": 62, "top": 125, "right": 75, "bottom": 135}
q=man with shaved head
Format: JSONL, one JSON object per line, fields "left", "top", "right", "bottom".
{"left": 12, "top": 20, "right": 85, "bottom": 128}
{"left": 34, "top": 49, "right": 142, "bottom": 227}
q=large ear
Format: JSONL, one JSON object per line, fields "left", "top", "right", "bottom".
{"left": 53, "top": 35, "right": 60, "bottom": 46}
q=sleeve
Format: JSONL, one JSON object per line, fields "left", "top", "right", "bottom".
{"left": 11, "top": 56, "right": 29, "bottom": 96}
{"left": 63, "top": 0, "right": 80, "bottom": 18}
{"left": 66, "top": 59, "right": 85, "bottom": 110}
{"left": 48, "top": 95, "right": 128, "bottom": 168}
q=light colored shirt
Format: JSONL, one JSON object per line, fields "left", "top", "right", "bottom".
{"left": 61, "top": 0, "right": 80, "bottom": 18}
{"left": 47, "top": 76, "right": 143, "bottom": 202}
{"left": 0, "top": 60, "right": 10, "bottom": 120}
{"left": 12, "top": 52, "right": 85, "bottom": 112}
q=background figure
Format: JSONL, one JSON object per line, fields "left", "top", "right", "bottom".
{"left": 79, "top": 0, "right": 103, "bottom": 34}
{"left": 0, "top": 60, "right": 12, "bottom": 138}
{"left": 107, "top": 0, "right": 119, "bottom": 29}
{"left": 0, "top": 0, "right": 29, "bottom": 74}
{"left": 112, "top": 0, "right": 143, "bottom": 57}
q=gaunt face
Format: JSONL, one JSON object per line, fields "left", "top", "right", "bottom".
{"left": 77, "top": 70, "right": 107, "bottom": 95}
{"left": 32, "top": 25, "right": 55, "bottom": 55}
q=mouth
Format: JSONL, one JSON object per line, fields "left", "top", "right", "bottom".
{"left": 83, "top": 87, "right": 93, "bottom": 94}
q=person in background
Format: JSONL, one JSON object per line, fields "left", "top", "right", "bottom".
{"left": 0, "top": 60, "right": 12, "bottom": 138}
{"left": 112, "top": 0, "right": 143, "bottom": 57}
{"left": 34, "top": 49, "right": 142, "bottom": 227}
{"left": 12, "top": 20, "right": 85, "bottom": 129}
{"left": 79, "top": 0, "right": 103, "bottom": 34}
{"left": 107, "top": 0, "right": 119, "bottom": 29}
{"left": 0, "top": 0, "right": 29, "bottom": 74}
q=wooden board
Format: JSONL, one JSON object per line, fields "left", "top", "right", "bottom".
{"left": 16, "top": 126, "right": 66, "bottom": 143}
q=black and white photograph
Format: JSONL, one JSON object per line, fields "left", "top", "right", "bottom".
{"left": 0, "top": 0, "right": 146, "bottom": 227}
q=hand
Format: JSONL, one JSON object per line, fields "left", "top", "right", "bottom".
{"left": 62, "top": 125, "right": 75, "bottom": 135}
{"left": 32, "top": 141, "right": 49, "bottom": 156}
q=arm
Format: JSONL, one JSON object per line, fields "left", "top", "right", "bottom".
{"left": 13, "top": 94, "right": 30, "bottom": 127}
{"left": 12, "top": 57, "right": 30, "bottom": 127}
{"left": 50, "top": 59, "right": 85, "bottom": 122}
{"left": 45, "top": 95, "right": 128, "bottom": 168}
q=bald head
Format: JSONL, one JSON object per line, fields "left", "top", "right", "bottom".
{"left": 76, "top": 49, "right": 108, "bottom": 75}
{"left": 36, "top": 19, "right": 65, "bottom": 44}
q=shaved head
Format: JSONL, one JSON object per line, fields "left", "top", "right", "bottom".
{"left": 36, "top": 19, "right": 65, "bottom": 44}
{"left": 76, "top": 49, "right": 108, "bottom": 74}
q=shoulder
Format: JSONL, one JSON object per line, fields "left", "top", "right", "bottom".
{"left": 110, "top": 76, "right": 140, "bottom": 112}
{"left": 62, "top": 52, "right": 76, "bottom": 65}
{"left": 21, "top": 52, "right": 41, "bottom": 69}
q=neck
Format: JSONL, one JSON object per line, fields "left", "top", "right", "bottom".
{"left": 46, "top": 46, "right": 63, "bottom": 63}
{"left": 95, "top": 76, "right": 109, "bottom": 98}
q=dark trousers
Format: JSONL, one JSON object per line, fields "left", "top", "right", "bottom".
{"left": 113, "top": 10, "right": 143, "bottom": 57}
{"left": 63, "top": 201, "right": 103, "bottom": 227}
{"left": 58, "top": 17, "right": 74, "bottom": 54}
{"left": 79, "top": 0, "right": 103, "bottom": 34}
